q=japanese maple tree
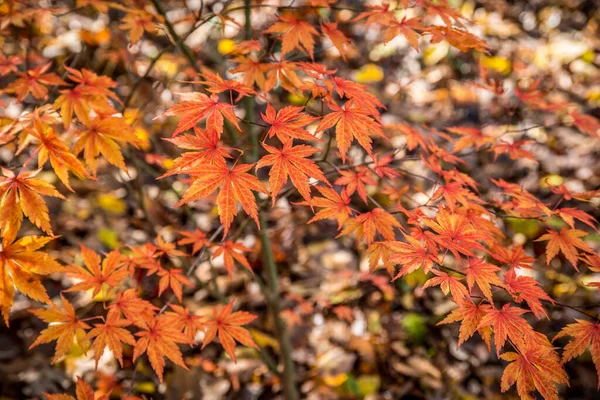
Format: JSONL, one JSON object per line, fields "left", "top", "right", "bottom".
{"left": 0, "top": 0, "right": 599, "bottom": 399}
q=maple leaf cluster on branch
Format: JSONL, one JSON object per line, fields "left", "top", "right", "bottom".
{"left": 0, "top": 0, "right": 599, "bottom": 399}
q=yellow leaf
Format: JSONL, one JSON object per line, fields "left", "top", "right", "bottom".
{"left": 355, "top": 63, "right": 384, "bottom": 83}
{"left": 218, "top": 39, "right": 236, "bottom": 55}
{"left": 323, "top": 373, "right": 348, "bottom": 387}
{"left": 481, "top": 56, "right": 511, "bottom": 74}
{"left": 98, "top": 228, "right": 120, "bottom": 249}
{"left": 97, "top": 193, "right": 126, "bottom": 215}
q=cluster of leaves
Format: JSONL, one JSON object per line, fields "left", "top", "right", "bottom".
{"left": 0, "top": 0, "right": 599, "bottom": 399}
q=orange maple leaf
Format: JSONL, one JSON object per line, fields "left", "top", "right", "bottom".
{"left": 0, "top": 168, "right": 65, "bottom": 243}
{"left": 23, "top": 118, "right": 91, "bottom": 192}
{"left": 478, "top": 304, "right": 535, "bottom": 356}
{"left": 0, "top": 235, "right": 62, "bottom": 325}
{"left": 423, "top": 208, "right": 489, "bottom": 260}
{"left": 386, "top": 235, "right": 438, "bottom": 279}
{"left": 536, "top": 227, "right": 593, "bottom": 269}
{"left": 264, "top": 15, "right": 319, "bottom": 58}
{"left": 108, "top": 288, "right": 158, "bottom": 328}
{"left": 300, "top": 186, "right": 353, "bottom": 228}
{"left": 133, "top": 314, "right": 192, "bottom": 382}
{"left": 88, "top": 308, "right": 135, "bottom": 368}
{"left": 423, "top": 269, "right": 469, "bottom": 304}
{"left": 156, "top": 92, "right": 241, "bottom": 137}
{"left": 438, "top": 299, "right": 492, "bottom": 350}
{"left": 554, "top": 319, "right": 600, "bottom": 387}
{"left": 338, "top": 208, "right": 401, "bottom": 245}
{"left": 211, "top": 240, "right": 253, "bottom": 278}
{"left": 201, "top": 301, "right": 258, "bottom": 363}
{"left": 65, "top": 245, "right": 127, "bottom": 298}
{"left": 463, "top": 257, "right": 504, "bottom": 303}
{"left": 500, "top": 345, "right": 568, "bottom": 400}
{"left": 161, "top": 128, "right": 232, "bottom": 177}
{"left": 321, "top": 22, "right": 353, "bottom": 60}
{"left": 176, "top": 163, "right": 268, "bottom": 238}
{"left": 157, "top": 267, "right": 193, "bottom": 302}
{"left": 315, "top": 100, "right": 387, "bottom": 162}
{"left": 30, "top": 294, "right": 91, "bottom": 363}
{"left": 165, "top": 304, "right": 205, "bottom": 342}
{"left": 73, "top": 116, "right": 139, "bottom": 176}
{"left": 44, "top": 376, "right": 105, "bottom": 400}
{"left": 5, "top": 62, "right": 66, "bottom": 101}
{"left": 177, "top": 228, "right": 209, "bottom": 254}
{"left": 257, "top": 141, "right": 329, "bottom": 205}
{"left": 334, "top": 167, "right": 377, "bottom": 204}
{"left": 503, "top": 268, "right": 553, "bottom": 318}
{"left": 261, "top": 104, "right": 320, "bottom": 142}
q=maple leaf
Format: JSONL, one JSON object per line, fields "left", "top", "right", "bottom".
{"left": 329, "top": 77, "right": 385, "bottom": 120}
{"left": 500, "top": 346, "right": 568, "bottom": 400}
{"left": 569, "top": 110, "right": 600, "bottom": 138}
{"left": 197, "top": 69, "right": 254, "bottom": 99}
{"left": 157, "top": 268, "right": 193, "bottom": 302}
{"left": 438, "top": 299, "right": 492, "bottom": 350}
{"left": 165, "top": 304, "right": 205, "bottom": 342}
{"left": 23, "top": 118, "right": 91, "bottom": 192}
{"left": 88, "top": 308, "right": 135, "bottom": 368}
{"left": 264, "top": 59, "right": 304, "bottom": 94}
{"left": 65, "top": 246, "right": 127, "bottom": 298}
{"left": 478, "top": 304, "right": 535, "bottom": 356}
{"left": 536, "top": 227, "right": 593, "bottom": 269}
{"left": 261, "top": 104, "right": 320, "bottom": 142}
{"left": 423, "top": 269, "right": 469, "bottom": 304}
{"left": 256, "top": 141, "right": 329, "bottom": 205}
{"left": 315, "top": 100, "right": 387, "bottom": 162}
{"left": 53, "top": 67, "right": 119, "bottom": 130}
{"left": 177, "top": 228, "right": 209, "bottom": 254}
{"left": 0, "top": 54, "right": 21, "bottom": 76}
{"left": 0, "top": 168, "right": 65, "bottom": 243}
{"left": 338, "top": 208, "right": 400, "bottom": 245}
{"left": 555, "top": 207, "right": 597, "bottom": 230}
{"left": 30, "top": 295, "right": 91, "bottom": 363}
{"left": 491, "top": 140, "right": 536, "bottom": 162}
{"left": 386, "top": 235, "right": 438, "bottom": 279}
{"left": 264, "top": 15, "right": 319, "bottom": 58}
{"left": 300, "top": 186, "right": 353, "bottom": 228}
{"left": 334, "top": 167, "right": 376, "bottom": 204}
{"left": 386, "top": 123, "right": 428, "bottom": 151}
{"left": 5, "top": 62, "right": 66, "bottom": 101}
{"left": 430, "top": 182, "right": 484, "bottom": 212}
{"left": 156, "top": 92, "right": 241, "bottom": 137}
{"left": 321, "top": 22, "right": 353, "bottom": 60}
{"left": 108, "top": 288, "right": 158, "bottom": 328}
{"left": 120, "top": 9, "right": 159, "bottom": 44}
{"left": 44, "top": 376, "right": 104, "bottom": 400}
{"left": 372, "top": 152, "right": 400, "bottom": 179}
{"left": 133, "top": 314, "right": 192, "bottom": 382}
{"left": 365, "top": 242, "right": 394, "bottom": 275}
{"left": 73, "top": 116, "right": 139, "bottom": 176}
{"left": 231, "top": 57, "right": 270, "bottom": 91}
{"left": 553, "top": 319, "right": 600, "bottom": 386}
{"left": 423, "top": 208, "right": 489, "bottom": 260}
{"left": 211, "top": 240, "right": 253, "bottom": 278}
{"left": 0, "top": 235, "right": 62, "bottom": 325}
{"left": 383, "top": 17, "right": 424, "bottom": 50}
{"left": 490, "top": 245, "right": 535, "bottom": 270}
{"left": 201, "top": 301, "right": 258, "bottom": 363}
{"left": 463, "top": 258, "right": 504, "bottom": 302}
{"left": 503, "top": 268, "right": 553, "bottom": 318}
{"left": 162, "top": 128, "right": 232, "bottom": 177}
{"left": 514, "top": 78, "right": 567, "bottom": 111}
{"left": 176, "top": 163, "right": 267, "bottom": 238}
